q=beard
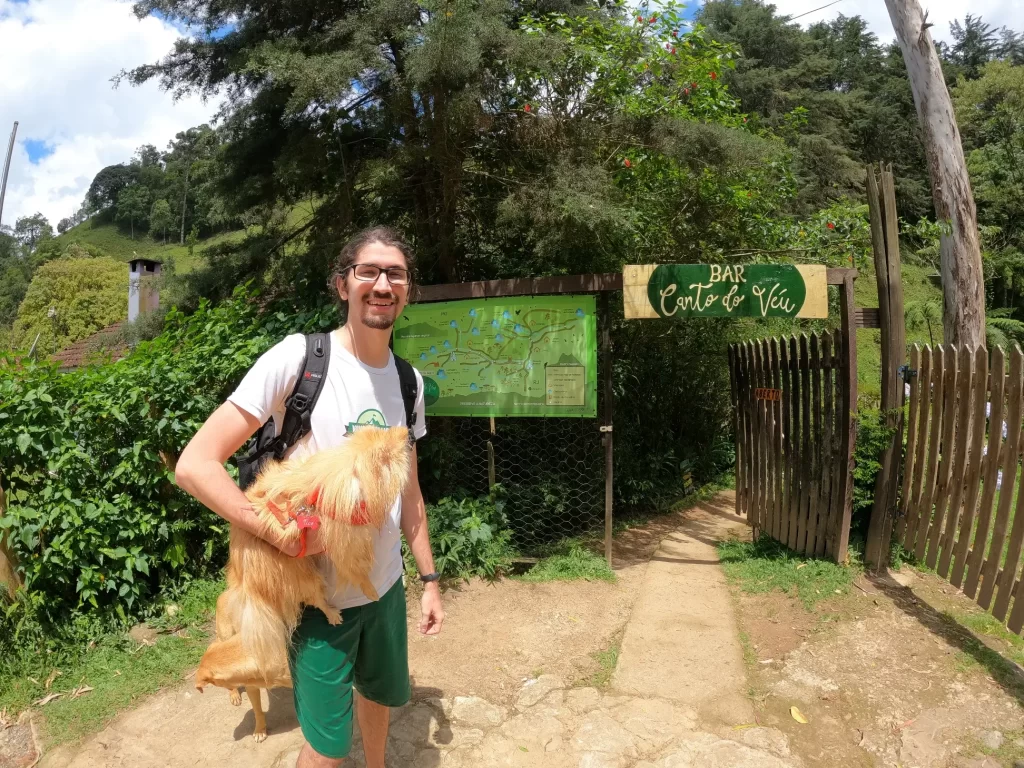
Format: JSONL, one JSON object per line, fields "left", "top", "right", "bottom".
{"left": 359, "top": 292, "right": 398, "bottom": 330}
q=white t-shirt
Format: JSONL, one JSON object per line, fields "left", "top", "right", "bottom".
{"left": 228, "top": 331, "right": 427, "bottom": 609}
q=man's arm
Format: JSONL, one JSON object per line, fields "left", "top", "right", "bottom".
{"left": 400, "top": 445, "right": 444, "bottom": 635}
{"left": 175, "top": 402, "right": 314, "bottom": 557}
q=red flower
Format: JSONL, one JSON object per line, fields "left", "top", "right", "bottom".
{"left": 624, "top": 158, "right": 632, "bottom": 168}
{"left": 742, "top": 117, "right": 747, "bottom": 123}
{"left": 691, "top": 82, "right": 698, "bottom": 89}
{"left": 524, "top": 103, "right": 531, "bottom": 112}
{"left": 649, "top": 15, "right": 657, "bottom": 22}
{"left": 710, "top": 71, "right": 717, "bottom": 80}
{"left": 671, "top": 47, "right": 676, "bottom": 54}
{"left": 637, "top": 15, "right": 643, "bottom": 22}
{"left": 827, "top": 222, "right": 835, "bottom": 230}
{"left": 673, "top": 30, "right": 679, "bottom": 37}
{"left": 683, "top": 88, "right": 690, "bottom": 96}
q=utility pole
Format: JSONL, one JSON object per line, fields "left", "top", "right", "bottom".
{"left": 0, "top": 121, "right": 17, "bottom": 229}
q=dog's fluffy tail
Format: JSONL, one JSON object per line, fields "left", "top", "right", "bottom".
{"left": 239, "top": 597, "right": 292, "bottom": 677}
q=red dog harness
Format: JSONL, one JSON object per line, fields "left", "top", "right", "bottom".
{"left": 267, "top": 488, "right": 371, "bottom": 558}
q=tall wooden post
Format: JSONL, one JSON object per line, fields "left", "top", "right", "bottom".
{"left": 600, "top": 293, "right": 614, "bottom": 567}
{"left": 836, "top": 275, "right": 858, "bottom": 563}
{"left": 865, "top": 164, "right": 908, "bottom": 570}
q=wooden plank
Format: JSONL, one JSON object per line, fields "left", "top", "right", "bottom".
{"left": 815, "top": 332, "right": 835, "bottom": 557}
{"left": 771, "top": 339, "right": 785, "bottom": 544}
{"left": 780, "top": 337, "right": 793, "bottom": 546}
{"left": 977, "top": 346, "right": 1024, "bottom": 610}
{"left": 964, "top": 346, "right": 1007, "bottom": 599}
{"left": 787, "top": 335, "right": 802, "bottom": 551}
{"left": 826, "top": 267, "right": 858, "bottom": 285}
{"left": 895, "top": 345, "right": 923, "bottom": 544}
{"left": 903, "top": 346, "right": 934, "bottom": 552}
{"left": 914, "top": 345, "right": 946, "bottom": 560}
{"left": 414, "top": 272, "right": 623, "bottom": 303}
{"left": 748, "top": 341, "right": 761, "bottom": 530}
{"left": 993, "top": 353, "right": 1024, "bottom": 620}
{"left": 951, "top": 346, "right": 990, "bottom": 588}
{"left": 739, "top": 342, "right": 753, "bottom": 523}
{"left": 937, "top": 344, "right": 976, "bottom": 577}
{"left": 797, "top": 334, "right": 812, "bottom": 554}
{"left": 835, "top": 277, "right": 858, "bottom": 562}
{"left": 807, "top": 333, "right": 823, "bottom": 555}
{"left": 761, "top": 338, "right": 775, "bottom": 535}
{"left": 854, "top": 308, "right": 881, "bottom": 329}
{"left": 1007, "top": 564, "right": 1024, "bottom": 633}
{"left": 753, "top": 340, "right": 767, "bottom": 536}
{"left": 825, "top": 329, "right": 846, "bottom": 558}
{"left": 733, "top": 348, "right": 741, "bottom": 518}
{"left": 924, "top": 344, "right": 960, "bottom": 568}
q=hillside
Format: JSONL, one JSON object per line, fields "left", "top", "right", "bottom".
{"left": 52, "top": 217, "right": 246, "bottom": 274}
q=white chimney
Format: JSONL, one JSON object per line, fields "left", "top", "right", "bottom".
{"left": 128, "top": 258, "right": 162, "bottom": 323}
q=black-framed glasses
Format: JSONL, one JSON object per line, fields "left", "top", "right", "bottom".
{"left": 346, "top": 263, "right": 412, "bottom": 286}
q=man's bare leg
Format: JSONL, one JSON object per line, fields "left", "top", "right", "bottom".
{"left": 356, "top": 693, "right": 390, "bottom": 768}
{"left": 295, "top": 742, "right": 343, "bottom": 767}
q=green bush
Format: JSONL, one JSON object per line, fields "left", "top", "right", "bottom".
{"left": 0, "top": 286, "right": 340, "bottom": 632}
{"left": 851, "top": 407, "right": 898, "bottom": 536}
{"left": 407, "top": 486, "right": 517, "bottom": 580}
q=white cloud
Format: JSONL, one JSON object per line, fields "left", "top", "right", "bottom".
{"left": 0, "top": 0, "right": 221, "bottom": 228}
{"left": 767, "top": 0, "right": 1022, "bottom": 45}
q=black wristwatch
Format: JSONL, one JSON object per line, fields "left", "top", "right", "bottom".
{"left": 419, "top": 571, "right": 440, "bottom": 583}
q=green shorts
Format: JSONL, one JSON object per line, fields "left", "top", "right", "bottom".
{"left": 288, "top": 577, "right": 411, "bottom": 759}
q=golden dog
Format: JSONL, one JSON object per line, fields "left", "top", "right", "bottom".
{"left": 195, "top": 426, "right": 411, "bottom": 741}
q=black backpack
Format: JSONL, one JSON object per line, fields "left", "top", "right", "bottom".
{"left": 235, "top": 332, "right": 419, "bottom": 491}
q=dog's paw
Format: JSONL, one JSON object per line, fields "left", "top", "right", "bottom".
{"left": 229, "top": 690, "right": 242, "bottom": 706}
{"left": 325, "top": 608, "right": 342, "bottom": 626}
{"left": 253, "top": 729, "right": 268, "bottom": 744}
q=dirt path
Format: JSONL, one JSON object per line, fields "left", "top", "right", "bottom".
{"left": 613, "top": 492, "right": 753, "bottom": 725}
{"left": 33, "top": 493, "right": 800, "bottom": 768}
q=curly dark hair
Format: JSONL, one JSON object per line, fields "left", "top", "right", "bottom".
{"left": 329, "top": 226, "right": 417, "bottom": 305}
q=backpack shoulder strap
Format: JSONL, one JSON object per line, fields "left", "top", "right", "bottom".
{"left": 394, "top": 354, "right": 419, "bottom": 443}
{"left": 274, "top": 332, "right": 331, "bottom": 458}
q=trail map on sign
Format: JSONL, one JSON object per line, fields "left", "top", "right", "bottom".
{"left": 393, "top": 295, "right": 597, "bottom": 417}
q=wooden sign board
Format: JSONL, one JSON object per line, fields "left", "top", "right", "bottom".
{"left": 755, "top": 388, "right": 782, "bottom": 402}
{"left": 623, "top": 264, "right": 828, "bottom": 320}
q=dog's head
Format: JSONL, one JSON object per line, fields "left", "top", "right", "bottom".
{"left": 316, "top": 425, "right": 412, "bottom": 530}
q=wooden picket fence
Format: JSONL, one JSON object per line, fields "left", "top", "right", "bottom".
{"left": 897, "top": 343, "right": 1024, "bottom": 633}
{"left": 729, "top": 331, "right": 855, "bottom": 562}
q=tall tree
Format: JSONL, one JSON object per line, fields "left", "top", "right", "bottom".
{"left": 85, "top": 164, "right": 139, "bottom": 212}
{"left": 885, "top": 0, "right": 986, "bottom": 347}
{"left": 14, "top": 213, "right": 53, "bottom": 252}
{"left": 950, "top": 15, "right": 1002, "bottom": 79}
{"left": 116, "top": 184, "right": 150, "bottom": 239}
{"left": 149, "top": 198, "right": 174, "bottom": 244}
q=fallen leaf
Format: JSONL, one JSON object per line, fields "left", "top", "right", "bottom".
{"left": 33, "top": 692, "right": 64, "bottom": 707}
{"left": 790, "top": 706, "right": 809, "bottom": 724}
{"left": 70, "top": 686, "right": 93, "bottom": 700}
{"left": 114, "top": 670, "right": 121, "bottom": 676}
{"left": 834, "top": 589, "right": 842, "bottom": 594}
{"left": 44, "top": 669, "right": 61, "bottom": 690}
{"left": 732, "top": 723, "right": 758, "bottom": 730}
{"left": 759, "top": 659, "right": 775, "bottom": 664}
{"left": 796, "top": 563, "right": 807, "bottom": 570}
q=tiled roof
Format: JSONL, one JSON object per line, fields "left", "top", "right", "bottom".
{"left": 51, "top": 321, "right": 129, "bottom": 371}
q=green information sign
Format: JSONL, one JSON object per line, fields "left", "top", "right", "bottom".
{"left": 393, "top": 295, "right": 598, "bottom": 417}
{"left": 623, "top": 264, "right": 828, "bottom": 320}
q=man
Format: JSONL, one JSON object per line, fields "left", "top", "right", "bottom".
{"left": 175, "top": 226, "right": 444, "bottom": 768}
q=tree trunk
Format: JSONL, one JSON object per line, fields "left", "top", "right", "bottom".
{"left": 884, "top": 0, "right": 986, "bottom": 348}
{"left": 180, "top": 164, "right": 190, "bottom": 246}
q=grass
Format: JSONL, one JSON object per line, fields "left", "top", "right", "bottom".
{"left": 589, "top": 636, "right": 622, "bottom": 688}
{"left": 717, "top": 534, "right": 860, "bottom": 610}
{"left": 519, "top": 541, "right": 615, "bottom": 583}
{"left": 0, "top": 578, "right": 223, "bottom": 747}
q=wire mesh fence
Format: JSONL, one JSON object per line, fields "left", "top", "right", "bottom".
{"left": 426, "top": 416, "right": 606, "bottom": 555}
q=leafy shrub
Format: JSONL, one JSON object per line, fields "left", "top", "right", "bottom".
{"left": 851, "top": 407, "right": 898, "bottom": 536}
{"left": 520, "top": 542, "right": 614, "bottom": 583}
{"left": 0, "top": 285, "right": 340, "bottom": 632}
{"left": 407, "top": 486, "right": 517, "bottom": 580}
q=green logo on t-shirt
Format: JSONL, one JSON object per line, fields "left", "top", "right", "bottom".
{"left": 346, "top": 409, "right": 388, "bottom": 434}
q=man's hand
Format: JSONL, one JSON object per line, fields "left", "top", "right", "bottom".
{"left": 419, "top": 582, "right": 445, "bottom": 635}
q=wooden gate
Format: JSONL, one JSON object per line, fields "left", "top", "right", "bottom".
{"left": 729, "top": 329, "right": 856, "bottom": 562}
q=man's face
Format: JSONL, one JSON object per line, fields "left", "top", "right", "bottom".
{"left": 337, "top": 243, "right": 410, "bottom": 331}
